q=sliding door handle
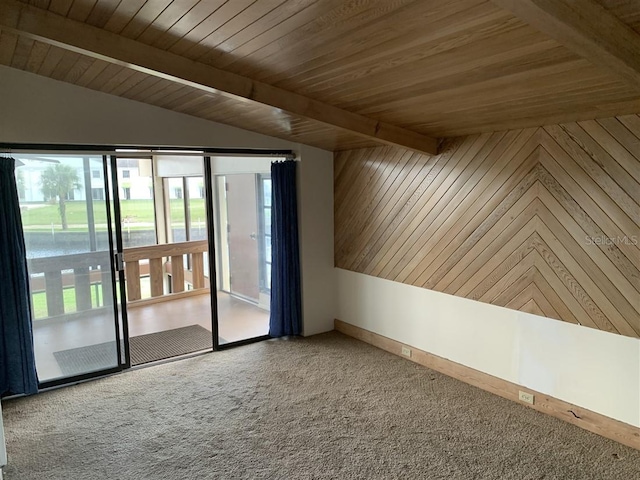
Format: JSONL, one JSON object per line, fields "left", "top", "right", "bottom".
{"left": 114, "top": 252, "right": 125, "bottom": 272}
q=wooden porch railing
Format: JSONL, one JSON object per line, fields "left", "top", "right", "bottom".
{"left": 123, "top": 240, "right": 209, "bottom": 305}
{"left": 27, "top": 251, "right": 112, "bottom": 318}
{"left": 27, "top": 240, "right": 210, "bottom": 319}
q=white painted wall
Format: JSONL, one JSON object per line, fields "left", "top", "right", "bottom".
{"left": 155, "top": 155, "right": 204, "bottom": 177}
{"left": 0, "top": 67, "right": 294, "bottom": 150}
{"left": 335, "top": 269, "right": 640, "bottom": 427}
{"left": 155, "top": 155, "right": 276, "bottom": 177}
{"left": 298, "top": 145, "right": 335, "bottom": 336}
{"left": 0, "top": 66, "right": 335, "bottom": 336}
{"left": 211, "top": 156, "right": 274, "bottom": 174}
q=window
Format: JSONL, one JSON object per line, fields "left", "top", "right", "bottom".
{"left": 122, "top": 170, "right": 130, "bottom": 178}
{"left": 116, "top": 158, "right": 156, "bottom": 248}
{"left": 16, "top": 170, "right": 26, "bottom": 200}
{"left": 187, "top": 177, "right": 206, "bottom": 241}
{"left": 166, "top": 178, "right": 186, "bottom": 242}
{"left": 92, "top": 170, "right": 101, "bottom": 179}
{"left": 259, "top": 175, "right": 272, "bottom": 292}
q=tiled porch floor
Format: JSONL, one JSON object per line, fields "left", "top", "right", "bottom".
{"left": 33, "top": 292, "right": 269, "bottom": 382}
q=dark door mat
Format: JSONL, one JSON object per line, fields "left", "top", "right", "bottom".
{"left": 129, "top": 325, "right": 213, "bottom": 366}
{"left": 53, "top": 341, "right": 120, "bottom": 377}
{"left": 53, "top": 325, "right": 214, "bottom": 375}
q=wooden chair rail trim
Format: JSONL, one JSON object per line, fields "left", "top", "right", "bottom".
{"left": 335, "top": 319, "right": 640, "bottom": 451}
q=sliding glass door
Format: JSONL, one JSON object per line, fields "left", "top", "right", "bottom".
{"left": 215, "top": 172, "right": 271, "bottom": 345}
{"left": 15, "top": 154, "right": 123, "bottom": 385}
{"left": 6, "top": 146, "right": 294, "bottom": 387}
{"left": 118, "top": 155, "right": 215, "bottom": 365}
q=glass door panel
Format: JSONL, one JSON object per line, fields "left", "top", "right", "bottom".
{"left": 187, "top": 177, "right": 207, "bottom": 241}
{"left": 259, "top": 175, "right": 272, "bottom": 294}
{"left": 166, "top": 177, "right": 186, "bottom": 243}
{"left": 122, "top": 159, "right": 213, "bottom": 365}
{"left": 116, "top": 158, "right": 156, "bottom": 249}
{"left": 107, "top": 156, "right": 130, "bottom": 368}
{"left": 215, "top": 173, "right": 270, "bottom": 345}
{"left": 15, "top": 154, "right": 121, "bottom": 384}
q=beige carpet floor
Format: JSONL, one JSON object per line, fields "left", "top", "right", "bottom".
{"left": 2, "top": 331, "right": 639, "bottom": 479}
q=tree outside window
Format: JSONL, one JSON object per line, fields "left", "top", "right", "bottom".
{"left": 40, "top": 164, "right": 80, "bottom": 230}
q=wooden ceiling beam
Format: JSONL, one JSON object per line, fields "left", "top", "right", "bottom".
{"left": 0, "top": 0, "right": 439, "bottom": 155}
{"left": 492, "top": 0, "right": 640, "bottom": 92}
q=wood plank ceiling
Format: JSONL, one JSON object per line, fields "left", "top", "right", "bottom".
{"left": 0, "top": 0, "right": 639, "bottom": 151}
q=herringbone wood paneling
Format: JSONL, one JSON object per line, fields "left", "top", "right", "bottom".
{"left": 335, "top": 115, "right": 640, "bottom": 338}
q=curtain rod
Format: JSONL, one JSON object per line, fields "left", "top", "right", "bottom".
{"left": 0, "top": 143, "right": 296, "bottom": 159}
{"left": 1, "top": 150, "right": 296, "bottom": 159}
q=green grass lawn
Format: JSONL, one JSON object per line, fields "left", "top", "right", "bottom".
{"left": 31, "top": 285, "right": 103, "bottom": 319}
{"left": 21, "top": 199, "right": 205, "bottom": 231}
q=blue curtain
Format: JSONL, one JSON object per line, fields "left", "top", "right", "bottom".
{"left": 269, "top": 160, "right": 302, "bottom": 337}
{"left": 0, "top": 159, "right": 38, "bottom": 396}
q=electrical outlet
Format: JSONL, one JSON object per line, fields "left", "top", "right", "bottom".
{"left": 401, "top": 346, "right": 411, "bottom": 358}
{"left": 518, "top": 390, "right": 535, "bottom": 405}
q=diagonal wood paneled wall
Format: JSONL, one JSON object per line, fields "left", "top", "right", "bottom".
{"left": 335, "top": 115, "right": 640, "bottom": 338}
